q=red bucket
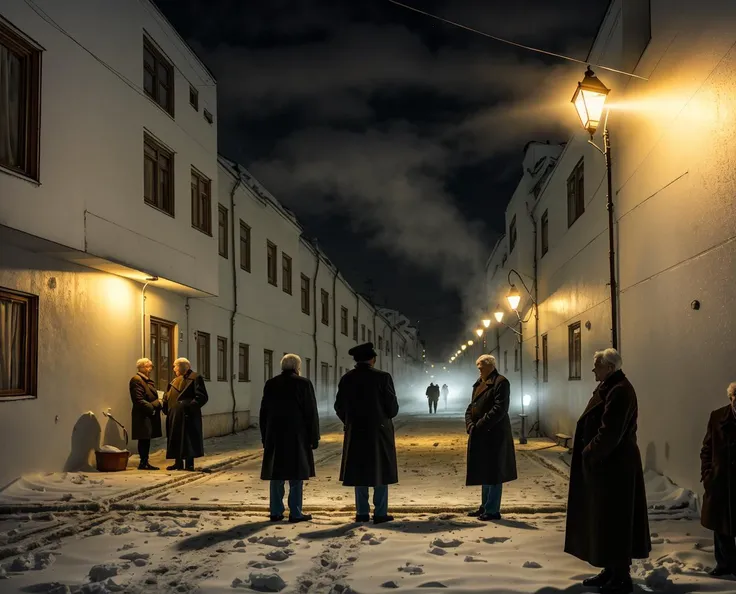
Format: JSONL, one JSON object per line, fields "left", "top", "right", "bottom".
{"left": 95, "top": 450, "right": 130, "bottom": 472}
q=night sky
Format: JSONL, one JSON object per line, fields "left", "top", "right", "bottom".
{"left": 152, "top": 0, "right": 609, "bottom": 360}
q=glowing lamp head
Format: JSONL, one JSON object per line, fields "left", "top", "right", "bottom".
{"left": 572, "top": 67, "right": 610, "bottom": 137}
{"left": 482, "top": 318, "right": 491, "bottom": 328}
{"left": 461, "top": 345, "right": 467, "bottom": 351}
{"left": 475, "top": 328, "right": 483, "bottom": 338}
{"left": 493, "top": 309, "right": 504, "bottom": 323}
{"left": 522, "top": 394, "right": 532, "bottom": 407}
{"left": 506, "top": 285, "right": 521, "bottom": 311}
{"left": 467, "top": 340, "right": 473, "bottom": 346}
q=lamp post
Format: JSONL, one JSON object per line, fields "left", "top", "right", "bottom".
{"left": 572, "top": 67, "right": 618, "bottom": 350}
{"left": 475, "top": 327, "right": 485, "bottom": 355}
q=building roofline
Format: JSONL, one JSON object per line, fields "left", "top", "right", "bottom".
{"left": 144, "top": 0, "right": 216, "bottom": 82}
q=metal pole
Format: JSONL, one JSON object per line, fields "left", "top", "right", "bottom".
{"left": 518, "top": 315, "right": 527, "bottom": 444}
{"left": 604, "top": 126, "right": 618, "bottom": 351}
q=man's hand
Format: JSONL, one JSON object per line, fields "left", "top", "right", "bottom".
{"left": 312, "top": 442, "right": 319, "bottom": 450}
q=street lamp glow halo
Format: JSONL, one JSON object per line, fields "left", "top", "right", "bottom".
{"left": 461, "top": 345, "right": 467, "bottom": 351}
{"left": 475, "top": 328, "right": 483, "bottom": 337}
{"left": 467, "top": 340, "right": 473, "bottom": 346}
{"left": 506, "top": 285, "right": 521, "bottom": 311}
{"left": 572, "top": 66, "right": 610, "bottom": 136}
{"left": 482, "top": 318, "right": 491, "bottom": 328}
{"left": 493, "top": 310, "right": 504, "bottom": 323}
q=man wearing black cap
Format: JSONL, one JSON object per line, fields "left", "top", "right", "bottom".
{"left": 335, "top": 342, "right": 400, "bottom": 524}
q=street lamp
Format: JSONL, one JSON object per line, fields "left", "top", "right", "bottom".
{"left": 475, "top": 328, "right": 483, "bottom": 338}
{"left": 571, "top": 67, "right": 618, "bottom": 350}
{"left": 493, "top": 308, "right": 504, "bottom": 324}
{"left": 481, "top": 318, "right": 491, "bottom": 329}
{"left": 506, "top": 285, "right": 521, "bottom": 311}
{"left": 461, "top": 345, "right": 467, "bottom": 351}
{"left": 467, "top": 340, "right": 473, "bottom": 346}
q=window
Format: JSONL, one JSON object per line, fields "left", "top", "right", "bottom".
{"left": 264, "top": 349, "right": 273, "bottom": 381}
{"left": 541, "top": 210, "right": 549, "bottom": 257}
{"left": 267, "top": 242, "right": 278, "bottom": 286}
{"left": 301, "top": 275, "right": 310, "bottom": 314}
{"left": 514, "top": 346, "right": 519, "bottom": 371}
{"left": 240, "top": 221, "right": 251, "bottom": 272}
{"left": 361, "top": 324, "right": 366, "bottom": 341}
{"left": 568, "top": 322, "right": 582, "bottom": 380}
{"left": 542, "top": 334, "right": 549, "bottom": 383}
{"left": 0, "top": 22, "right": 41, "bottom": 180}
{"left": 378, "top": 336, "right": 383, "bottom": 350}
{"left": 509, "top": 216, "right": 517, "bottom": 252}
{"left": 217, "top": 336, "right": 227, "bottom": 381}
{"left": 352, "top": 317, "right": 358, "bottom": 341}
{"left": 282, "top": 254, "right": 292, "bottom": 295}
{"left": 218, "top": 205, "right": 228, "bottom": 258}
{"left": 203, "top": 109, "right": 213, "bottom": 124}
{"left": 238, "top": 343, "right": 250, "bottom": 382}
{"left": 0, "top": 288, "right": 38, "bottom": 398}
{"left": 150, "top": 318, "right": 175, "bottom": 392}
{"left": 321, "top": 290, "right": 329, "bottom": 325}
{"left": 567, "top": 159, "right": 585, "bottom": 227}
{"left": 189, "top": 85, "right": 199, "bottom": 111}
{"left": 368, "top": 329, "right": 372, "bottom": 343}
{"left": 340, "top": 307, "right": 348, "bottom": 336}
{"left": 503, "top": 350, "right": 508, "bottom": 373}
{"left": 191, "top": 169, "right": 211, "bottom": 234}
{"left": 144, "top": 135, "right": 174, "bottom": 216}
{"left": 196, "top": 331, "right": 210, "bottom": 380}
{"left": 143, "top": 37, "right": 174, "bottom": 115}
{"left": 305, "top": 358, "right": 311, "bottom": 380}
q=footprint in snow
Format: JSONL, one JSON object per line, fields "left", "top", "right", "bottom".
{"left": 419, "top": 582, "right": 447, "bottom": 588}
{"left": 482, "top": 536, "right": 510, "bottom": 544}
{"left": 431, "top": 538, "right": 462, "bottom": 548}
{"left": 428, "top": 548, "right": 447, "bottom": 556}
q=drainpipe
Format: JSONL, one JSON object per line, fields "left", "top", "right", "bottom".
{"left": 526, "top": 201, "right": 541, "bottom": 437}
{"left": 332, "top": 267, "right": 339, "bottom": 395}
{"left": 141, "top": 276, "right": 158, "bottom": 358}
{"left": 355, "top": 293, "right": 359, "bottom": 346}
{"left": 229, "top": 172, "right": 243, "bottom": 434}
{"left": 185, "top": 298, "right": 190, "bottom": 358}
{"left": 312, "top": 247, "right": 321, "bottom": 393}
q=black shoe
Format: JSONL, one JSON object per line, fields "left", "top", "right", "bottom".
{"left": 708, "top": 565, "right": 734, "bottom": 577}
{"left": 355, "top": 514, "right": 370, "bottom": 523}
{"left": 467, "top": 507, "right": 484, "bottom": 517}
{"left": 269, "top": 514, "right": 284, "bottom": 522}
{"left": 166, "top": 463, "right": 183, "bottom": 471}
{"left": 373, "top": 515, "right": 394, "bottom": 525}
{"left": 184, "top": 465, "right": 195, "bottom": 472}
{"left": 600, "top": 576, "right": 633, "bottom": 594}
{"left": 138, "top": 462, "right": 159, "bottom": 471}
{"left": 478, "top": 512, "right": 502, "bottom": 521}
{"left": 288, "top": 514, "right": 312, "bottom": 523}
{"left": 582, "top": 569, "right": 611, "bottom": 587}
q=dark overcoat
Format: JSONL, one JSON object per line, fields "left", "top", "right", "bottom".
{"left": 700, "top": 404, "right": 736, "bottom": 536}
{"left": 564, "top": 370, "right": 651, "bottom": 567}
{"left": 426, "top": 384, "right": 440, "bottom": 402}
{"left": 335, "top": 363, "right": 399, "bottom": 487}
{"left": 464, "top": 371, "right": 518, "bottom": 486}
{"left": 163, "top": 370, "right": 209, "bottom": 460}
{"left": 129, "top": 373, "right": 163, "bottom": 440}
{"left": 260, "top": 371, "right": 321, "bottom": 481}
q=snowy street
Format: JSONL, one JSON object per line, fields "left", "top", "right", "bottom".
{"left": 0, "top": 412, "right": 731, "bottom": 593}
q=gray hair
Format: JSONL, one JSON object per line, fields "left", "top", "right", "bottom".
{"left": 476, "top": 354, "right": 497, "bottom": 368}
{"left": 593, "top": 348, "right": 622, "bottom": 371}
{"left": 281, "top": 354, "right": 302, "bottom": 373}
{"left": 136, "top": 358, "right": 152, "bottom": 371}
{"left": 174, "top": 358, "right": 191, "bottom": 372}
{"left": 728, "top": 382, "right": 736, "bottom": 400}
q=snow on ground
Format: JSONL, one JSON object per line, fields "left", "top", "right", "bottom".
{"left": 0, "top": 412, "right": 729, "bottom": 593}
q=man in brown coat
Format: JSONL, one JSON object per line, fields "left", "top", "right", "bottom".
{"left": 565, "top": 348, "right": 651, "bottom": 594}
{"left": 700, "top": 381, "right": 736, "bottom": 577}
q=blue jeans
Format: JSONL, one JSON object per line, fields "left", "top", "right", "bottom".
{"left": 481, "top": 484, "right": 503, "bottom": 515}
{"left": 269, "top": 480, "right": 303, "bottom": 517}
{"left": 355, "top": 485, "right": 388, "bottom": 517}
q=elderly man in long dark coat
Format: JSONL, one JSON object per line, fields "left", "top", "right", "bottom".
{"left": 260, "top": 354, "right": 320, "bottom": 523}
{"left": 565, "top": 348, "right": 651, "bottom": 594}
{"left": 129, "top": 358, "right": 162, "bottom": 470}
{"left": 465, "top": 354, "right": 517, "bottom": 521}
{"left": 335, "top": 342, "right": 399, "bottom": 524}
{"left": 163, "top": 357, "right": 208, "bottom": 472}
{"left": 700, "top": 381, "right": 736, "bottom": 577}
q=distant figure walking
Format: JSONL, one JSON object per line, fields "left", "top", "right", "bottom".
{"left": 565, "top": 348, "right": 651, "bottom": 594}
{"left": 129, "top": 358, "right": 162, "bottom": 470}
{"left": 699, "top": 381, "right": 736, "bottom": 577}
{"left": 441, "top": 383, "right": 449, "bottom": 410}
{"left": 465, "top": 354, "right": 517, "bottom": 521}
{"left": 260, "top": 354, "right": 320, "bottom": 524}
{"left": 163, "top": 358, "right": 209, "bottom": 472}
{"left": 426, "top": 383, "right": 440, "bottom": 414}
{"left": 335, "top": 342, "right": 399, "bottom": 524}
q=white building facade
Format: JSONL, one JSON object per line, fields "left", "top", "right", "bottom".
{"left": 479, "top": 0, "right": 736, "bottom": 495}
{"left": 0, "top": 0, "right": 421, "bottom": 487}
